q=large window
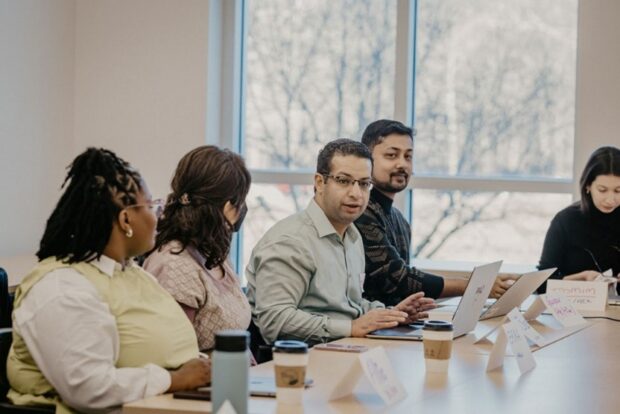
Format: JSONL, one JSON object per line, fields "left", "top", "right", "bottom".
{"left": 245, "top": 0, "right": 397, "bottom": 170}
{"left": 412, "top": 0, "right": 577, "bottom": 261}
{"left": 415, "top": 0, "right": 576, "bottom": 178}
{"left": 239, "top": 0, "right": 578, "bottom": 269}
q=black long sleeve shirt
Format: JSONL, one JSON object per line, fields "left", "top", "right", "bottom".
{"left": 354, "top": 188, "right": 444, "bottom": 306}
{"left": 538, "top": 202, "right": 620, "bottom": 293}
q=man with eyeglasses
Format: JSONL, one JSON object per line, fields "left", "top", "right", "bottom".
{"left": 355, "top": 119, "right": 516, "bottom": 306}
{"left": 246, "top": 139, "right": 436, "bottom": 345}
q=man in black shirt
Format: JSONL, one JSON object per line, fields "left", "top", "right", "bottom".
{"left": 354, "top": 119, "right": 514, "bottom": 306}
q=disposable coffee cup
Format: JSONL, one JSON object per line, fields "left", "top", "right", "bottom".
{"left": 272, "top": 340, "right": 309, "bottom": 404}
{"left": 422, "top": 320, "right": 454, "bottom": 373}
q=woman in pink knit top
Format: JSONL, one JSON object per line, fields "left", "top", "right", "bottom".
{"left": 144, "top": 146, "right": 252, "bottom": 352}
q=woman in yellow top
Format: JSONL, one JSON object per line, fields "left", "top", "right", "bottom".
{"left": 7, "top": 148, "right": 210, "bottom": 413}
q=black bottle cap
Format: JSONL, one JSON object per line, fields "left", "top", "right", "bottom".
{"left": 215, "top": 330, "right": 250, "bottom": 352}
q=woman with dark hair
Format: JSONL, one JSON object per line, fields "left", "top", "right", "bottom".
{"left": 144, "top": 145, "right": 252, "bottom": 352}
{"left": 7, "top": 148, "right": 210, "bottom": 413}
{"left": 538, "top": 146, "right": 620, "bottom": 288}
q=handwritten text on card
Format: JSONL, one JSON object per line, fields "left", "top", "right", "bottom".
{"left": 547, "top": 280, "right": 607, "bottom": 311}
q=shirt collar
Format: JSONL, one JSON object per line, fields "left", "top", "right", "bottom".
{"left": 306, "top": 199, "right": 360, "bottom": 242}
{"left": 90, "top": 254, "right": 133, "bottom": 277}
{"left": 370, "top": 187, "right": 394, "bottom": 214}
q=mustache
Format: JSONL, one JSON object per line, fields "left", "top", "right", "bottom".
{"left": 390, "top": 169, "right": 409, "bottom": 178}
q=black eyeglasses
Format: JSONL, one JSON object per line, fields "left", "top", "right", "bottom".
{"left": 322, "top": 174, "right": 373, "bottom": 191}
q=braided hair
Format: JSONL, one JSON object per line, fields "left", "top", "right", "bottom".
{"left": 37, "top": 148, "right": 143, "bottom": 263}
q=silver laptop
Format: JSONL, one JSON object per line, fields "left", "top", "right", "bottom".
{"left": 365, "top": 261, "right": 502, "bottom": 341}
{"left": 478, "top": 268, "right": 556, "bottom": 320}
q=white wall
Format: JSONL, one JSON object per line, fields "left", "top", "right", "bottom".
{"left": 0, "top": 0, "right": 76, "bottom": 281}
{"left": 1, "top": 0, "right": 211, "bottom": 283}
{"left": 74, "top": 0, "right": 211, "bottom": 200}
{"left": 573, "top": 0, "right": 620, "bottom": 192}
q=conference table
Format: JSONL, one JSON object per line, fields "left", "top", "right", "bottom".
{"left": 123, "top": 305, "right": 620, "bottom": 413}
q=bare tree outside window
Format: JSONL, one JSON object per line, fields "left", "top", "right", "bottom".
{"left": 412, "top": 0, "right": 576, "bottom": 259}
{"left": 242, "top": 0, "right": 577, "bottom": 268}
{"left": 245, "top": 0, "right": 396, "bottom": 171}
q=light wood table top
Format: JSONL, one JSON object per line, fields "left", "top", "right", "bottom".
{"left": 124, "top": 306, "right": 620, "bottom": 414}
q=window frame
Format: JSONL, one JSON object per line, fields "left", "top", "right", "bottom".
{"left": 209, "top": 0, "right": 579, "bottom": 272}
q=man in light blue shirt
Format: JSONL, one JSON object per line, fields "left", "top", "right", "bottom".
{"left": 246, "top": 139, "right": 435, "bottom": 344}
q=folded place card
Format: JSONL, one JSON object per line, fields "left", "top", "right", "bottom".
{"left": 487, "top": 319, "right": 536, "bottom": 374}
{"left": 478, "top": 294, "right": 588, "bottom": 353}
{"left": 505, "top": 307, "right": 546, "bottom": 346}
{"left": 328, "top": 353, "right": 364, "bottom": 401}
{"left": 541, "top": 293, "right": 587, "bottom": 326}
{"left": 476, "top": 307, "right": 547, "bottom": 349}
{"left": 546, "top": 279, "right": 608, "bottom": 311}
{"left": 328, "top": 346, "right": 407, "bottom": 405}
{"left": 522, "top": 292, "right": 587, "bottom": 328}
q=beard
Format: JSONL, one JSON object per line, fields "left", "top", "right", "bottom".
{"left": 373, "top": 172, "right": 410, "bottom": 194}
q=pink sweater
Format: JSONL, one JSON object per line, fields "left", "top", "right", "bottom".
{"left": 144, "top": 241, "right": 251, "bottom": 351}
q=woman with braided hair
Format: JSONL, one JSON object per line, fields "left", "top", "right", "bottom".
{"left": 7, "top": 148, "right": 210, "bottom": 413}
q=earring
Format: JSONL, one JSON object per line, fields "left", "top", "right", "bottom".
{"left": 125, "top": 228, "right": 133, "bottom": 238}
{"left": 586, "top": 189, "right": 590, "bottom": 194}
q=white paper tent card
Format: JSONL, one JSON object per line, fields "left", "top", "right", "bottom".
{"left": 486, "top": 320, "right": 536, "bottom": 374}
{"left": 523, "top": 292, "right": 587, "bottom": 327}
{"left": 477, "top": 293, "right": 590, "bottom": 353}
{"left": 506, "top": 307, "right": 546, "bottom": 346}
{"left": 328, "top": 346, "right": 407, "bottom": 405}
{"left": 546, "top": 279, "right": 608, "bottom": 311}
{"left": 476, "top": 307, "right": 546, "bottom": 347}
{"left": 519, "top": 293, "right": 590, "bottom": 348}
